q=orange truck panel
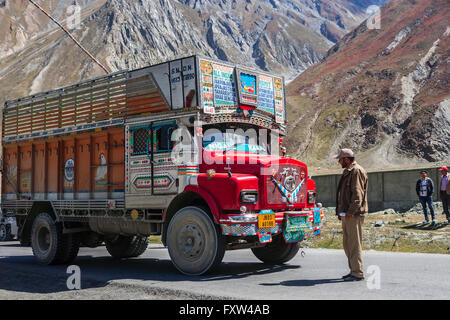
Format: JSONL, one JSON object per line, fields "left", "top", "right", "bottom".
{"left": 2, "top": 128, "right": 124, "bottom": 201}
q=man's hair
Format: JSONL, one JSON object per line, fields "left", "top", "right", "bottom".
{"left": 420, "top": 170, "right": 428, "bottom": 174}
{"left": 347, "top": 157, "right": 355, "bottom": 162}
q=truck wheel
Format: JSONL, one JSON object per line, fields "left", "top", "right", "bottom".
{"left": 251, "top": 235, "right": 300, "bottom": 264}
{"left": 105, "top": 236, "right": 148, "bottom": 259}
{"left": 167, "top": 206, "right": 225, "bottom": 275}
{"left": 55, "top": 233, "right": 81, "bottom": 265}
{"left": 0, "top": 224, "right": 9, "bottom": 241}
{"left": 31, "top": 213, "right": 79, "bottom": 265}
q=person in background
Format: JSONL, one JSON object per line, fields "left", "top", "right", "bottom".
{"left": 415, "top": 170, "right": 435, "bottom": 224}
{"left": 335, "top": 148, "right": 368, "bottom": 282}
{"left": 439, "top": 167, "right": 450, "bottom": 224}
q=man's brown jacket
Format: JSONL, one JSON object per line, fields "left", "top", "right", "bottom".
{"left": 336, "top": 161, "right": 369, "bottom": 216}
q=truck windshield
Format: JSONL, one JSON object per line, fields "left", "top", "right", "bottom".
{"left": 202, "top": 126, "right": 269, "bottom": 155}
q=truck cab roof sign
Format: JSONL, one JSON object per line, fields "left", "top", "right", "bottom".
{"left": 198, "top": 57, "right": 285, "bottom": 124}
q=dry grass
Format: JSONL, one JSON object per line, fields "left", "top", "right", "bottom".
{"left": 303, "top": 207, "right": 450, "bottom": 254}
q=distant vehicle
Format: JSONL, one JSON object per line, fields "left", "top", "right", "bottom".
{"left": 1, "top": 56, "right": 323, "bottom": 275}
{"left": 0, "top": 209, "right": 17, "bottom": 241}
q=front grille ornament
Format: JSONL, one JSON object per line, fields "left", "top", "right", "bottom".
{"left": 284, "top": 176, "right": 296, "bottom": 192}
{"left": 271, "top": 175, "right": 305, "bottom": 203}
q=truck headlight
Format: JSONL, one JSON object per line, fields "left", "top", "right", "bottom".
{"left": 307, "top": 191, "right": 317, "bottom": 204}
{"left": 240, "top": 190, "right": 258, "bottom": 204}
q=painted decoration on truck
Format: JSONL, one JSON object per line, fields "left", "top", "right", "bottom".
{"left": 64, "top": 158, "right": 75, "bottom": 182}
{"left": 273, "top": 77, "right": 285, "bottom": 123}
{"left": 212, "top": 64, "right": 237, "bottom": 107}
{"left": 20, "top": 172, "right": 31, "bottom": 193}
{"left": 257, "top": 75, "right": 275, "bottom": 115}
{"left": 133, "top": 174, "right": 174, "bottom": 190}
{"left": 125, "top": 126, "right": 130, "bottom": 192}
{"left": 266, "top": 165, "right": 306, "bottom": 204}
{"left": 238, "top": 71, "right": 258, "bottom": 106}
{"left": 64, "top": 158, "right": 75, "bottom": 191}
{"left": 170, "top": 60, "right": 183, "bottom": 110}
{"left": 200, "top": 60, "right": 215, "bottom": 114}
{"left": 182, "top": 57, "right": 197, "bottom": 108}
{"left": 95, "top": 153, "right": 108, "bottom": 186}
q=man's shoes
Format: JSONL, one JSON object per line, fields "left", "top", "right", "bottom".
{"left": 422, "top": 220, "right": 429, "bottom": 224}
{"left": 342, "top": 273, "right": 352, "bottom": 279}
{"left": 344, "top": 275, "right": 364, "bottom": 282}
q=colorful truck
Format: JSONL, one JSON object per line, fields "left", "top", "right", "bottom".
{"left": 1, "top": 55, "right": 323, "bottom": 275}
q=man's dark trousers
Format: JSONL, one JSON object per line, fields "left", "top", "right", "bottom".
{"left": 441, "top": 191, "right": 450, "bottom": 221}
{"left": 419, "top": 196, "right": 435, "bottom": 221}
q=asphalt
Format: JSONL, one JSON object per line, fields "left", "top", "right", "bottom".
{"left": 0, "top": 241, "right": 449, "bottom": 300}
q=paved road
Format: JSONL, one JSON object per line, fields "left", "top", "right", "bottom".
{"left": 0, "top": 241, "right": 449, "bottom": 299}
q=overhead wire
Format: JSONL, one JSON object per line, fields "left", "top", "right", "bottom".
{"left": 28, "top": 0, "right": 110, "bottom": 74}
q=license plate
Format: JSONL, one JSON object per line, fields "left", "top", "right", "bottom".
{"left": 258, "top": 214, "right": 275, "bottom": 228}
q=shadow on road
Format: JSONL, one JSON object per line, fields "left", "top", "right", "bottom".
{"left": 0, "top": 261, "right": 107, "bottom": 294}
{"left": 207, "top": 262, "right": 300, "bottom": 281}
{"left": 0, "top": 250, "right": 302, "bottom": 295}
{"left": 260, "top": 278, "right": 344, "bottom": 287}
{"left": 402, "top": 222, "right": 448, "bottom": 230}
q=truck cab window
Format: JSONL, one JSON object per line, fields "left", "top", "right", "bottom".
{"left": 132, "top": 128, "right": 150, "bottom": 155}
{"left": 152, "top": 123, "right": 176, "bottom": 153}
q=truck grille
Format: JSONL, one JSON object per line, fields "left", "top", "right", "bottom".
{"left": 266, "top": 164, "right": 307, "bottom": 205}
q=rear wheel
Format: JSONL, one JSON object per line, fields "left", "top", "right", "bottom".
{"left": 251, "top": 235, "right": 300, "bottom": 264}
{"left": 56, "top": 233, "right": 81, "bottom": 264}
{"left": 167, "top": 206, "right": 225, "bottom": 275}
{"left": 105, "top": 236, "right": 149, "bottom": 259}
{"left": 31, "top": 213, "right": 80, "bottom": 265}
{"left": 0, "top": 224, "right": 10, "bottom": 241}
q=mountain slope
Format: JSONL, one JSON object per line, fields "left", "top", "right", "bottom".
{"left": 0, "top": 0, "right": 386, "bottom": 105}
{"left": 285, "top": 0, "right": 449, "bottom": 171}
{"left": 0, "top": 0, "right": 106, "bottom": 58}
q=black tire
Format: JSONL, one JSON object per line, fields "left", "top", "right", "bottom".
{"left": 31, "top": 213, "right": 79, "bottom": 265}
{"left": 167, "top": 206, "right": 225, "bottom": 275}
{"left": 0, "top": 224, "right": 10, "bottom": 241}
{"left": 55, "top": 233, "right": 81, "bottom": 265}
{"left": 105, "top": 236, "right": 148, "bottom": 259}
{"left": 251, "top": 235, "right": 300, "bottom": 264}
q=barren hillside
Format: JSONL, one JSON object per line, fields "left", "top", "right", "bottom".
{"left": 285, "top": 0, "right": 449, "bottom": 171}
{"left": 0, "top": 0, "right": 385, "bottom": 104}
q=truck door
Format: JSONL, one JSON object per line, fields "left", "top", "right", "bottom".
{"left": 125, "top": 120, "right": 177, "bottom": 208}
{"left": 150, "top": 120, "right": 177, "bottom": 195}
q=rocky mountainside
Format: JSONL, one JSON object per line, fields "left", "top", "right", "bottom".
{"left": 0, "top": 0, "right": 385, "bottom": 103}
{"left": 0, "top": 0, "right": 105, "bottom": 58}
{"left": 285, "top": 0, "right": 449, "bottom": 171}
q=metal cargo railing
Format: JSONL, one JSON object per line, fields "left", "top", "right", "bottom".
{"left": 2, "top": 71, "right": 169, "bottom": 140}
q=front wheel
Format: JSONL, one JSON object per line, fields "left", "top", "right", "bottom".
{"left": 251, "top": 235, "right": 300, "bottom": 264}
{"left": 167, "top": 206, "right": 225, "bottom": 275}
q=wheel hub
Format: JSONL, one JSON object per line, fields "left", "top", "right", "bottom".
{"left": 178, "top": 224, "right": 204, "bottom": 259}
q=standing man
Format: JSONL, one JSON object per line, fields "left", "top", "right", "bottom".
{"left": 415, "top": 170, "right": 435, "bottom": 224}
{"left": 439, "top": 167, "right": 450, "bottom": 223}
{"left": 335, "top": 148, "right": 368, "bottom": 282}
